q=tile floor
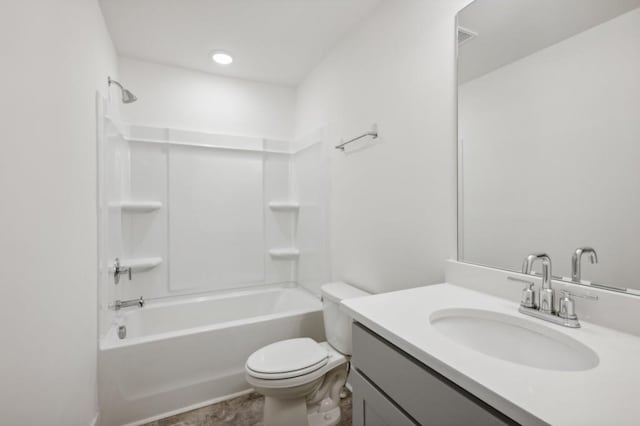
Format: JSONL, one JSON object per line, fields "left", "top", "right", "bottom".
{"left": 144, "top": 389, "right": 352, "bottom": 426}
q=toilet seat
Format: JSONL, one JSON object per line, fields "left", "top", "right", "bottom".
{"left": 246, "top": 338, "right": 329, "bottom": 380}
{"left": 246, "top": 341, "right": 347, "bottom": 391}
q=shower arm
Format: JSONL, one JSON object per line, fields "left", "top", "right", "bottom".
{"left": 107, "top": 76, "right": 124, "bottom": 90}
{"left": 107, "top": 76, "right": 137, "bottom": 103}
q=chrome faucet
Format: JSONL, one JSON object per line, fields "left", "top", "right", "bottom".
{"left": 571, "top": 247, "right": 598, "bottom": 282}
{"left": 516, "top": 253, "right": 590, "bottom": 328}
{"left": 113, "top": 258, "right": 132, "bottom": 285}
{"left": 522, "top": 253, "right": 553, "bottom": 314}
{"left": 113, "top": 296, "right": 144, "bottom": 311}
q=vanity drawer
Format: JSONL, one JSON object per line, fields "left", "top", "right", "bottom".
{"left": 351, "top": 367, "right": 418, "bottom": 426}
{"left": 352, "top": 322, "right": 517, "bottom": 426}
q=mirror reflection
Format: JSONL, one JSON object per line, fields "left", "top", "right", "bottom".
{"left": 457, "top": 0, "right": 640, "bottom": 292}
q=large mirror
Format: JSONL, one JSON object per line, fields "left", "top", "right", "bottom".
{"left": 457, "top": 0, "right": 640, "bottom": 293}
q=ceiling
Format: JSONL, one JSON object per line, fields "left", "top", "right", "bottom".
{"left": 458, "top": 0, "right": 640, "bottom": 83}
{"left": 99, "top": 0, "right": 383, "bottom": 87}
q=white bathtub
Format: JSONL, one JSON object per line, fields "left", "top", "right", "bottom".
{"left": 98, "top": 285, "right": 324, "bottom": 426}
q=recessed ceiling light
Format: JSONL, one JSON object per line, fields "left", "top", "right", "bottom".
{"left": 212, "top": 51, "right": 233, "bottom": 65}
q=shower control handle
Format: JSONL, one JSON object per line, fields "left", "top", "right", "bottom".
{"left": 113, "top": 258, "right": 132, "bottom": 284}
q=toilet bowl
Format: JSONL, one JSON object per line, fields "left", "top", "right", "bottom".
{"left": 245, "top": 282, "right": 369, "bottom": 426}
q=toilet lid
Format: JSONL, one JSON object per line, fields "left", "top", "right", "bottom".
{"left": 246, "top": 338, "right": 328, "bottom": 378}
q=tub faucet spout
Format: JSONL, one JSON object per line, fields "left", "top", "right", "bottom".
{"left": 113, "top": 296, "right": 144, "bottom": 311}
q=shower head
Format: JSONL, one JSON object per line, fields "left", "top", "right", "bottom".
{"left": 108, "top": 76, "right": 137, "bottom": 104}
{"left": 121, "top": 88, "right": 137, "bottom": 104}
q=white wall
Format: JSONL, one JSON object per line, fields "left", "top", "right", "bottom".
{"left": 0, "top": 0, "right": 119, "bottom": 424}
{"left": 460, "top": 8, "right": 640, "bottom": 288}
{"left": 295, "top": 0, "right": 471, "bottom": 294}
{"left": 119, "top": 57, "right": 296, "bottom": 140}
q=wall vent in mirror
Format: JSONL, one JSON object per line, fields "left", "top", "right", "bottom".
{"left": 457, "top": 27, "right": 477, "bottom": 45}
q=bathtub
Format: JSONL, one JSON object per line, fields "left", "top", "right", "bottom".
{"left": 98, "top": 284, "right": 324, "bottom": 426}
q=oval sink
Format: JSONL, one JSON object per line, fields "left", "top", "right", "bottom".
{"left": 430, "top": 308, "right": 599, "bottom": 371}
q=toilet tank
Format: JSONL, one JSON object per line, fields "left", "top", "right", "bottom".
{"left": 321, "top": 282, "right": 370, "bottom": 355}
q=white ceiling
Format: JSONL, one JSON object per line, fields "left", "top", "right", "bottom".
{"left": 99, "top": 0, "right": 383, "bottom": 87}
{"left": 458, "top": 0, "right": 640, "bottom": 83}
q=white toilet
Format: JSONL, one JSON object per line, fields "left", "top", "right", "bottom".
{"left": 245, "top": 282, "right": 369, "bottom": 426}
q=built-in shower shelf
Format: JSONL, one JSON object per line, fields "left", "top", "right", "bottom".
{"left": 119, "top": 201, "right": 163, "bottom": 212}
{"left": 120, "top": 257, "right": 163, "bottom": 271}
{"left": 268, "top": 201, "right": 300, "bottom": 211}
{"left": 269, "top": 248, "right": 300, "bottom": 259}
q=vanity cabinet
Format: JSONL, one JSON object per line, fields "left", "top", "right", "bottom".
{"left": 351, "top": 323, "right": 518, "bottom": 426}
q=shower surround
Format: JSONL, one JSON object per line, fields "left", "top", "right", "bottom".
{"left": 96, "top": 105, "right": 330, "bottom": 424}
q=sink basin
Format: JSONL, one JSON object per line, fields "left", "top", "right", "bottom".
{"left": 430, "top": 308, "right": 599, "bottom": 371}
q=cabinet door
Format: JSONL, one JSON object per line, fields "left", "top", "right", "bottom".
{"left": 351, "top": 368, "right": 417, "bottom": 426}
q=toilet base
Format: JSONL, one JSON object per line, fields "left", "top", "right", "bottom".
{"left": 308, "top": 403, "right": 341, "bottom": 426}
{"left": 263, "top": 395, "right": 309, "bottom": 426}
{"left": 263, "top": 396, "right": 342, "bottom": 426}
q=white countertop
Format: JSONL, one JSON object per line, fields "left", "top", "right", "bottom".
{"left": 342, "top": 283, "right": 640, "bottom": 426}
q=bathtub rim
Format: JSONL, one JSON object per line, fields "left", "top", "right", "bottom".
{"left": 100, "top": 284, "right": 321, "bottom": 351}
